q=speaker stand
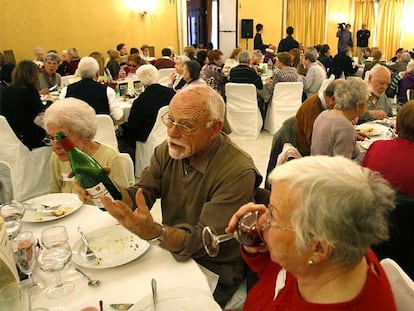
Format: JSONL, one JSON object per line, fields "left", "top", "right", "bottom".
{"left": 245, "top": 39, "right": 248, "bottom": 51}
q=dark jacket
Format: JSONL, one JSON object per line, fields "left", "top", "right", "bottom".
{"left": 229, "top": 64, "right": 263, "bottom": 90}
{"left": 277, "top": 36, "right": 299, "bottom": 53}
{"left": 329, "top": 52, "right": 358, "bottom": 79}
{"left": 254, "top": 33, "right": 268, "bottom": 54}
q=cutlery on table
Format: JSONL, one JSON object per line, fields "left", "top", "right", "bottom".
{"left": 151, "top": 278, "right": 157, "bottom": 311}
{"left": 75, "top": 267, "right": 101, "bottom": 287}
{"left": 48, "top": 84, "right": 58, "bottom": 92}
{"left": 109, "top": 303, "right": 133, "bottom": 310}
{"left": 78, "top": 226, "right": 97, "bottom": 262}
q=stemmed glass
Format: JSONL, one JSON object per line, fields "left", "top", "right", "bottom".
{"left": 12, "top": 231, "right": 45, "bottom": 295}
{"left": 37, "top": 226, "right": 74, "bottom": 299}
{"left": 202, "top": 211, "right": 264, "bottom": 257}
{"left": 0, "top": 201, "right": 26, "bottom": 240}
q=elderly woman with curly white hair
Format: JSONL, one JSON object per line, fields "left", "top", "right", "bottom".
{"left": 60, "top": 56, "right": 124, "bottom": 123}
{"left": 43, "top": 98, "right": 128, "bottom": 197}
{"left": 226, "top": 156, "right": 396, "bottom": 310}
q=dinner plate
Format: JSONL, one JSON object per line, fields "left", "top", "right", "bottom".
{"left": 357, "top": 123, "right": 385, "bottom": 137}
{"left": 72, "top": 225, "right": 149, "bottom": 269}
{"left": 22, "top": 193, "right": 82, "bottom": 223}
{"left": 130, "top": 288, "right": 221, "bottom": 311}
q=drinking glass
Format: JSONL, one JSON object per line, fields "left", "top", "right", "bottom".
{"left": 202, "top": 211, "right": 264, "bottom": 257}
{"left": 37, "top": 226, "right": 74, "bottom": 299}
{"left": 0, "top": 201, "right": 26, "bottom": 239}
{"left": 12, "top": 231, "right": 45, "bottom": 295}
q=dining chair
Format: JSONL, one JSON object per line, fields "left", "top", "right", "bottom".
{"left": 60, "top": 74, "right": 77, "bottom": 88}
{"left": 135, "top": 106, "right": 169, "bottom": 178}
{"left": 0, "top": 116, "right": 51, "bottom": 201}
{"left": 381, "top": 258, "right": 414, "bottom": 311}
{"left": 264, "top": 82, "right": 303, "bottom": 135}
{"left": 158, "top": 68, "right": 176, "bottom": 86}
{"left": 0, "top": 161, "right": 14, "bottom": 204}
{"left": 318, "top": 75, "right": 335, "bottom": 94}
{"left": 225, "top": 83, "right": 262, "bottom": 140}
{"left": 94, "top": 114, "right": 118, "bottom": 151}
{"left": 407, "top": 89, "right": 414, "bottom": 101}
{"left": 119, "top": 153, "right": 135, "bottom": 186}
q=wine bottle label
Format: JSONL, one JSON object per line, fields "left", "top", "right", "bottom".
{"left": 86, "top": 183, "right": 114, "bottom": 208}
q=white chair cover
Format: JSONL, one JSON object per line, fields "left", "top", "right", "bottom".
{"left": 381, "top": 258, "right": 414, "bottom": 311}
{"left": 0, "top": 116, "right": 51, "bottom": 201}
{"left": 225, "top": 83, "right": 262, "bottom": 140}
{"left": 264, "top": 82, "right": 303, "bottom": 135}
{"left": 158, "top": 68, "right": 176, "bottom": 86}
{"left": 60, "top": 74, "right": 78, "bottom": 88}
{"left": 119, "top": 153, "right": 135, "bottom": 186}
{"left": 94, "top": 115, "right": 118, "bottom": 150}
{"left": 318, "top": 75, "right": 335, "bottom": 93}
{"left": 364, "top": 70, "right": 370, "bottom": 81}
{"left": 135, "top": 106, "right": 169, "bottom": 178}
{"left": 0, "top": 161, "right": 14, "bottom": 204}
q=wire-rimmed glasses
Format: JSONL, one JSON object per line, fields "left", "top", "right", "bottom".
{"left": 161, "top": 112, "right": 212, "bottom": 135}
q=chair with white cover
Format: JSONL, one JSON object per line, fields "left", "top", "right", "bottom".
{"left": 318, "top": 74, "right": 335, "bottom": 93}
{"left": 0, "top": 116, "right": 51, "bottom": 201}
{"left": 60, "top": 74, "right": 77, "bottom": 88}
{"left": 158, "top": 68, "right": 176, "bottom": 86}
{"left": 135, "top": 106, "right": 169, "bottom": 178}
{"left": 264, "top": 82, "right": 303, "bottom": 135}
{"left": 364, "top": 70, "right": 370, "bottom": 81}
{"left": 407, "top": 89, "right": 414, "bottom": 101}
{"left": 94, "top": 114, "right": 118, "bottom": 150}
{"left": 119, "top": 153, "right": 135, "bottom": 186}
{"left": 225, "top": 83, "right": 262, "bottom": 140}
{"left": 381, "top": 258, "right": 414, "bottom": 311}
{"left": 0, "top": 161, "right": 14, "bottom": 204}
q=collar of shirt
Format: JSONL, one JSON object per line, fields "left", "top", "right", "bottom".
{"left": 185, "top": 134, "right": 222, "bottom": 174}
{"left": 318, "top": 91, "right": 328, "bottom": 109}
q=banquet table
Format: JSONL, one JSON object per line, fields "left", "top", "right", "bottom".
{"left": 23, "top": 202, "right": 218, "bottom": 311}
{"left": 357, "top": 118, "right": 396, "bottom": 151}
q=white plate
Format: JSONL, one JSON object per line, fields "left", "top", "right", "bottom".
{"left": 357, "top": 123, "right": 385, "bottom": 137}
{"left": 359, "top": 140, "right": 373, "bottom": 150}
{"left": 130, "top": 288, "right": 221, "bottom": 311}
{"left": 22, "top": 193, "right": 82, "bottom": 223}
{"left": 72, "top": 225, "right": 149, "bottom": 269}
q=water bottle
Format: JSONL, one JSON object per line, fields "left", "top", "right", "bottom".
{"left": 267, "top": 59, "right": 273, "bottom": 74}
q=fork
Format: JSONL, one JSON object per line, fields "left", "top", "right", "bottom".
{"left": 77, "top": 226, "right": 97, "bottom": 262}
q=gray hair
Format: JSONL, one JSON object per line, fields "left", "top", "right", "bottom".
{"left": 324, "top": 79, "right": 345, "bottom": 97}
{"left": 43, "top": 98, "right": 97, "bottom": 140}
{"left": 305, "top": 46, "right": 318, "bottom": 59}
{"left": 268, "top": 155, "right": 395, "bottom": 266}
{"left": 252, "top": 49, "right": 263, "bottom": 58}
{"left": 172, "top": 85, "right": 224, "bottom": 122}
{"left": 175, "top": 55, "right": 190, "bottom": 65}
{"left": 137, "top": 64, "right": 159, "bottom": 87}
{"left": 369, "top": 63, "right": 391, "bottom": 79}
{"left": 238, "top": 50, "right": 251, "bottom": 64}
{"left": 44, "top": 52, "right": 60, "bottom": 63}
{"left": 77, "top": 56, "right": 99, "bottom": 79}
{"left": 400, "top": 52, "right": 411, "bottom": 63}
{"left": 334, "top": 78, "right": 369, "bottom": 110}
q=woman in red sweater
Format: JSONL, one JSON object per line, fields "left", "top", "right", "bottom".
{"left": 227, "top": 156, "right": 397, "bottom": 310}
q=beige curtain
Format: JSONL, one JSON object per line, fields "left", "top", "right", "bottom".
{"left": 287, "top": 0, "right": 326, "bottom": 47}
{"left": 377, "top": 0, "right": 404, "bottom": 60}
{"left": 353, "top": 0, "right": 375, "bottom": 53}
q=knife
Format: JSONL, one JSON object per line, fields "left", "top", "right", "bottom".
{"left": 109, "top": 303, "right": 133, "bottom": 310}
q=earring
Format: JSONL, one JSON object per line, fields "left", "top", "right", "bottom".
{"left": 307, "top": 259, "right": 315, "bottom": 265}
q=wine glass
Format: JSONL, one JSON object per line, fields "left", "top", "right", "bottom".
{"left": 202, "top": 211, "right": 264, "bottom": 257}
{"left": 37, "top": 226, "right": 74, "bottom": 299}
{"left": 12, "top": 231, "right": 45, "bottom": 295}
{"left": 0, "top": 201, "right": 26, "bottom": 239}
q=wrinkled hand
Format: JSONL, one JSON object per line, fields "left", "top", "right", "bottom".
{"left": 226, "top": 202, "right": 268, "bottom": 255}
{"left": 68, "top": 167, "right": 111, "bottom": 203}
{"left": 369, "top": 110, "right": 387, "bottom": 120}
{"left": 101, "top": 188, "right": 160, "bottom": 240}
{"left": 355, "top": 130, "right": 369, "bottom": 141}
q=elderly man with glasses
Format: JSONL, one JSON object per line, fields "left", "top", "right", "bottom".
{"left": 76, "top": 85, "right": 262, "bottom": 307}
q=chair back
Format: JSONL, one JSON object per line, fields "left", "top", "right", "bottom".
{"left": 318, "top": 75, "right": 335, "bottom": 93}
{"left": 94, "top": 115, "right": 118, "bottom": 150}
{"left": 407, "top": 89, "right": 414, "bottom": 101}
{"left": 119, "top": 153, "right": 135, "bottom": 186}
{"left": 364, "top": 70, "right": 370, "bottom": 81}
{"left": 60, "top": 75, "right": 77, "bottom": 88}
{"left": 158, "top": 68, "right": 176, "bottom": 86}
{"left": 225, "top": 83, "right": 262, "bottom": 139}
{"left": 135, "top": 106, "right": 169, "bottom": 177}
{"left": 264, "top": 82, "right": 303, "bottom": 134}
{"left": 0, "top": 116, "right": 51, "bottom": 201}
{"left": 381, "top": 258, "right": 414, "bottom": 311}
{"left": 0, "top": 161, "right": 14, "bottom": 204}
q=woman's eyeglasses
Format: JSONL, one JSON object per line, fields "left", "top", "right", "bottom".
{"left": 42, "top": 135, "right": 58, "bottom": 146}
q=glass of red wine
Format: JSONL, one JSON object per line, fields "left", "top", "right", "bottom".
{"left": 202, "top": 211, "right": 264, "bottom": 257}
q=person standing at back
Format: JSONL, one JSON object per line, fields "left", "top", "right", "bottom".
{"left": 277, "top": 26, "right": 299, "bottom": 53}
{"left": 356, "top": 23, "right": 370, "bottom": 63}
{"left": 254, "top": 23, "right": 274, "bottom": 54}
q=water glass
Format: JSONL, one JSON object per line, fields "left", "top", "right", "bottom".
{"left": 0, "top": 201, "right": 26, "bottom": 239}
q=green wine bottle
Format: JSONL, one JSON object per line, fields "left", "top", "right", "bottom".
{"left": 55, "top": 131, "right": 122, "bottom": 208}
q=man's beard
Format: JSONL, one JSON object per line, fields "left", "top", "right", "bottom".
{"left": 168, "top": 138, "right": 192, "bottom": 160}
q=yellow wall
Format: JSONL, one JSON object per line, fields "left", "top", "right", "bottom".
{"left": 0, "top": 0, "right": 179, "bottom": 61}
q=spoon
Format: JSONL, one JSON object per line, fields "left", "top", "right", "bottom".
{"left": 75, "top": 267, "right": 101, "bottom": 287}
{"left": 48, "top": 84, "right": 58, "bottom": 92}
{"left": 151, "top": 278, "right": 157, "bottom": 311}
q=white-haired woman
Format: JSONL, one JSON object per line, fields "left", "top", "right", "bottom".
{"left": 60, "top": 56, "right": 124, "bottom": 123}
{"left": 168, "top": 55, "right": 190, "bottom": 92}
{"left": 311, "top": 78, "right": 369, "bottom": 160}
{"left": 227, "top": 156, "right": 396, "bottom": 310}
{"left": 43, "top": 98, "right": 128, "bottom": 195}
{"left": 38, "top": 52, "right": 61, "bottom": 94}
{"left": 117, "top": 64, "right": 175, "bottom": 162}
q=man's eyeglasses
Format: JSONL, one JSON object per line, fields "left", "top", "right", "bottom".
{"left": 161, "top": 112, "right": 212, "bottom": 135}
{"left": 262, "top": 204, "right": 295, "bottom": 232}
{"left": 42, "top": 135, "right": 58, "bottom": 146}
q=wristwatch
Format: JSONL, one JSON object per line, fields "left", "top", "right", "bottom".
{"left": 146, "top": 223, "right": 167, "bottom": 245}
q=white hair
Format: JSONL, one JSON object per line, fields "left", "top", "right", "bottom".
{"left": 137, "top": 64, "right": 159, "bottom": 87}
{"left": 43, "top": 98, "right": 97, "bottom": 140}
{"left": 77, "top": 56, "right": 99, "bottom": 79}
{"left": 268, "top": 156, "right": 395, "bottom": 266}
{"left": 334, "top": 78, "right": 369, "bottom": 110}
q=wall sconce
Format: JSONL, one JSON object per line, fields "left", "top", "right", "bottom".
{"left": 125, "top": 0, "right": 157, "bottom": 16}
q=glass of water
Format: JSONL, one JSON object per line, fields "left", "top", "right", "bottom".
{"left": 0, "top": 201, "right": 26, "bottom": 240}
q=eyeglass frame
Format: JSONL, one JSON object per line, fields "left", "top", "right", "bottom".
{"left": 263, "top": 204, "right": 295, "bottom": 232}
{"left": 161, "top": 111, "right": 213, "bottom": 135}
{"left": 42, "top": 134, "right": 58, "bottom": 146}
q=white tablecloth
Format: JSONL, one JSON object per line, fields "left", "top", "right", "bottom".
{"left": 117, "top": 100, "right": 133, "bottom": 121}
{"left": 24, "top": 204, "right": 216, "bottom": 311}
{"left": 357, "top": 119, "right": 395, "bottom": 150}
